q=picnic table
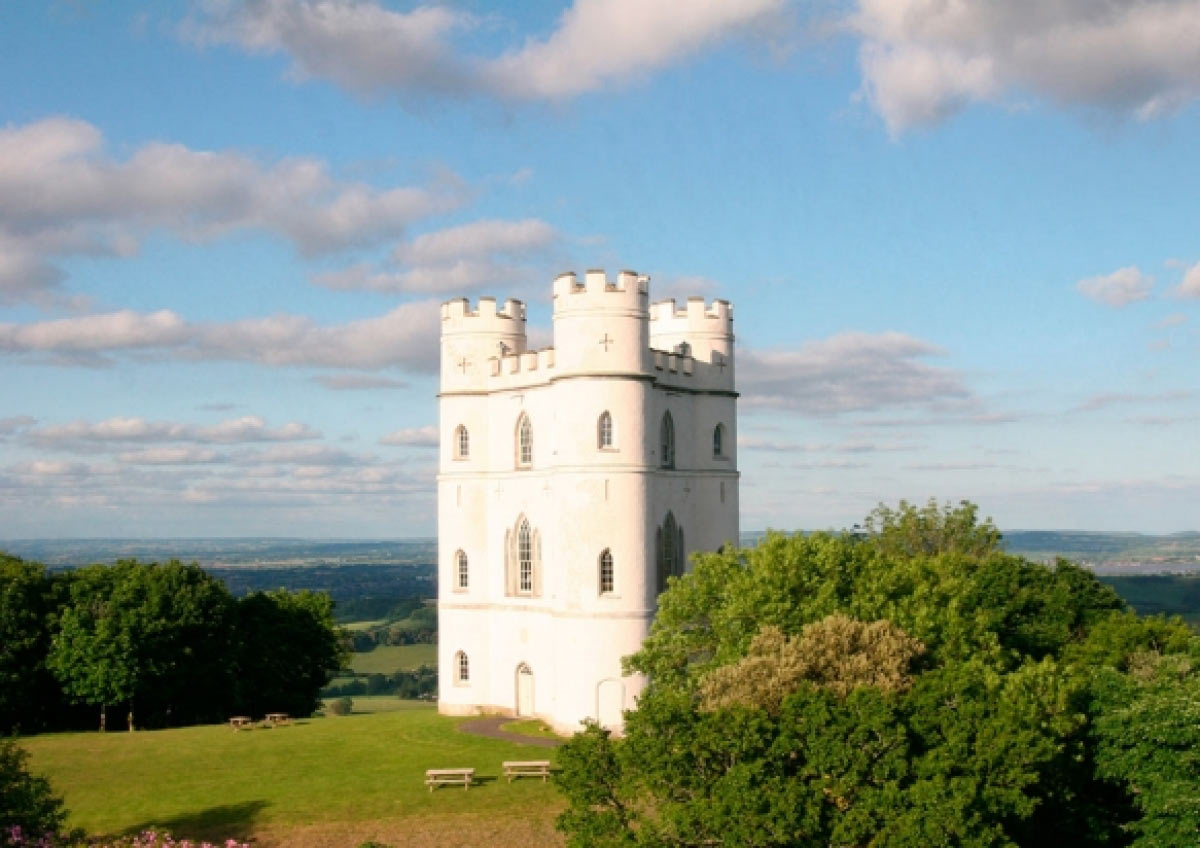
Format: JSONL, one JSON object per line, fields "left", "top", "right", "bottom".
{"left": 264, "top": 712, "right": 291, "bottom": 726}
{"left": 502, "top": 760, "right": 551, "bottom": 782}
{"left": 425, "top": 768, "right": 475, "bottom": 791}
{"left": 229, "top": 716, "right": 253, "bottom": 731}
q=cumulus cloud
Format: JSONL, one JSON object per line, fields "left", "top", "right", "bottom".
{"left": 1173, "top": 262, "right": 1200, "bottom": 298}
{"left": 851, "top": 0, "right": 1200, "bottom": 134}
{"left": 191, "top": 0, "right": 785, "bottom": 101}
{"left": 0, "top": 117, "right": 464, "bottom": 303}
{"left": 313, "top": 218, "right": 560, "bottom": 295}
{"left": 739, "top": 332, "right": 970, "bottom": 415}
{"left": 29, "top": 415, "right": 320, "bottom": 447}
{"left": 379, "top": 426, "right": 438, "bottom": 447}
{"left": 0, "top": 416, "right": 35, "bottom": 438}
{"left": 116, "top": 447, "right": 223, "bottom": 465}
{"left": 485, "top": 0, "right": 786, "bottom": 99}
{"left": 1072, "top": 390, "right": 1193, "bottom": 413}
{"left": 1076, "top": 266, "right": 1154, "bottom": 307}
{"left": 0, "top": 301, "right": 441, "bottom": 372}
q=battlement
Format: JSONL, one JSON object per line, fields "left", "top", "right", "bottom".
{"left": 490, "top": 347, "right": 557, "bottom": 377}
{"left": 552, "top": 269, "right": 649, "bottom": 312}
{"left": 649, "top": 297, "right": 734, "bottom": 335}
{"left": 441, "top": 296, "right": 527, "bottom": 327}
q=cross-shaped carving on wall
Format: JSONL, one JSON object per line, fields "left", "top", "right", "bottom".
{"left": 599, "top": 333, "right": 614, "bottom": 352}
{"left": 457, "top": 356, "right": 471, "bottom": 374}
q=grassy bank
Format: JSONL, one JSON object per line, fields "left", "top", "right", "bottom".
{"left": 21, "top": 706, "right": 564, "bottom": 848}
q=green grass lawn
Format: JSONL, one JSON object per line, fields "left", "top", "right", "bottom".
{"left": 348, "top": 643, "right": 437, "bottom": 674}
{"left": 21, "top": 707, "right": 564, "bottom": 848}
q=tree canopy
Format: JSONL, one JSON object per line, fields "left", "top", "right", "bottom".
{"left": 556, "top": 500, "right": 1200, "bottom": 848}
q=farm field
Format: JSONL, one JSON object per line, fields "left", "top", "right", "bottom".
{"left": 21, "top": 705, "right": 564, "bottom": 848}
{"left": 347, "top": 643, "right": 438, "bottom": 674}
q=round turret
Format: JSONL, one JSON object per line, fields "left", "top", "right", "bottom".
{"left": 552, "top": 269, "right": 649, "bottom": 376}
{"left": 441, "top": 297, "right": 527, "bottom": 393}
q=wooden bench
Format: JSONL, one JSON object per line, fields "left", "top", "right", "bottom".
{"left": 229, "top": 716, "right": 253, "bottom": 731}
{"left": 503, "top": 760, "right": 551, "bottom": 782}
{"left": 264, "top": 712, "right": 291, "bottom": 726}
{"left": 425, "top": 768, "right": 475, "bottom": 791}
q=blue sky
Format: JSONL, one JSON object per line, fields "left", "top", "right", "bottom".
{"left": 2, "top": 0, "right": 1199, "bottom": 539}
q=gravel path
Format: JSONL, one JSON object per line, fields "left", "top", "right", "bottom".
{"left": 457, "top": 715, "right": 562, "bottom": 748}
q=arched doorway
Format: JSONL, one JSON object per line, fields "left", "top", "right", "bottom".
{"left": 516, "top": 663, "right": 534, "bottom": 717}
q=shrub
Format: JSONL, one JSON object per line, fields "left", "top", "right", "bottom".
{"left": 326, "top": 697, "right": 353, "bottom": 716}
{"left": 0, "top": 739, "right": 67, "bottom": 842}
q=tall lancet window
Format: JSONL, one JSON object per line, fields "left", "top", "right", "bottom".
{"left": 712, "top": 423, "right": 725, "bottom": 458}
{"left": 598, "top": 411, "right": 613, "bottom": 449}
{"left": 454, "top": 425, "right": 470, "bottom": 459}
{"left": 517, "top": 414, "right": 533, "bottom": 467}
{"left": 455, "top": 651, "right": 469, "bottom": 683}
{"left": 518, "top": 518, "right": 533, "bottom": 594}
{"left": 656, "top": 511, "right": 683, "bottom": 594}
{"left": 660, "top": 411, "right": 675, "bottom": 469}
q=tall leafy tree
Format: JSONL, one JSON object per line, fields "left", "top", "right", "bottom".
{"left": 0, "top": 554, "right": 63, "bottom": 734}
{"left": 233, "top": 590, "right": 346, "bottom": 718}
{"left": 556, "top": 502, "right": 1154, "bottom": 848}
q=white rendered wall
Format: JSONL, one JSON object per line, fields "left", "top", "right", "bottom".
{"left": 437, "top": 270, "right": 737, "bottom": 733}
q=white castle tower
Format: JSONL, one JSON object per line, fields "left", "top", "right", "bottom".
{"left": 437, "top": 269, "right": 739, "bottom": 733}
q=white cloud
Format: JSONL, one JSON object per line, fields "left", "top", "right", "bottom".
{"left": 0, "top": 416, "right": 35, "bottom": 437}
{"left": 0, "top": 301, "right": 441, "bottom": 372}
{"left": 1076, "top": 266, "right": 1154, "bottom": 307}
{"left": 851, "top": 0, "right": 1200, "bottom": 134}
{"left": 29, "top": 415, "right": 320, "bottom": 447}
{"left": 739, "top": 332, "right": 970, "bottom": 415}
{"left": 1072, "top": 390, "right": 1193, "bottom": 413}
{"left": 1155, "top": 312, "right": 1189, "bottom": 327}
{"left": 117, "top": 447, "right": 223, "bottom": 465}
{"left": 379, "top": 426, "right": 438, "bottom": 447}
{"left": 1173, "top": 261, "right": 1200, "bottom": 298}
{"left": 313, "top": 218, "right": 560, "bottom": 295}
{"left": 0, "top": 117, "right": 464, "bottom": 303}
{"left": 191, "top": 0, "right": 785, "bottom": 101}
{"left": 485, "top": 0, "right": 786, "bottom": 99}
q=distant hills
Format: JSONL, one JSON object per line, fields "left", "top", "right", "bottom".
{"left": 4, "top": 531, "right": 1200, "bottom": 574}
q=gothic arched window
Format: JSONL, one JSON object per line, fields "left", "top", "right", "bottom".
{"left": 598, "top": 411, "right": 613, "bottom": 449}
{"left": 599, "top": 548, "right": 614, "bottom": 595}
{"left": 660, "top": 411, "right": 675, "bottom": 469}
{"left": 455, "top": 549, "right": 469, "bottom": 590}
{"left": 454, "top": 425, "right": 469, "bottom": 459}
{"left": 656, "top": 512, "right": 684, "bottom": 594}
{"left": 518, "top": 518, "right": 533, "bottom": 594}
{"left": 455, "top": 650, "right": 469, "bottom": 683}
{"left": 517, "top": 414, "right": 533, "bottom": 468}
{"left": 712, "top": 423, "right": 725, "bottom": 458}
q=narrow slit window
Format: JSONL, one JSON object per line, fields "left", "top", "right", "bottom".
{"left": 455, "top": 651, "right": 469, "bottom": 683}
{"left": 712, "top": 423, "right": 724, "bottom": 458}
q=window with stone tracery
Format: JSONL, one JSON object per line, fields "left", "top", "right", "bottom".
{"left": 454, "top": 425, "right": 469, "bottom": 459}
{"left": 455, "top": 650, "right": 469, "bottom": 683}
{"left": 455, "top": 549, "right": 468, "bottom": 590}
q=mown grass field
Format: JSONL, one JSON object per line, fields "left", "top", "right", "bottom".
{"left": 21, "top": 705, "right": 565, "bottom": 848}
{"left": 346, "top": 643, "right": 437, "bottom": 674}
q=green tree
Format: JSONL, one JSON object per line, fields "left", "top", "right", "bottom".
{"left": 0, "top": 739, "right": 67, "bottom": 841}
{"left": 47, "top": 560, "right": 236, "bottom": 731}
{"left": 233, "top": 590, "right": 346, "bottom": 718}
{"left": 0, "top": 554, "right": 63, "bottom": 734}
{"left": 557, "top": 502, "right": 1148, "bottom": 847}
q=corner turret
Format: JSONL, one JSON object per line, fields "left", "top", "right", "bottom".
{"left": 441, "top": 296, "right": 527, "bottom": 392}
{"left": 552, "top": 269, "right": 649, "bottom": 376}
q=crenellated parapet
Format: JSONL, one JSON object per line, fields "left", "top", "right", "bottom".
{"left": 441, "top": 296, "right": 528, "bottom": 391}
{"left": 552, "top": 269, "right": 649, "bottom": 312}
